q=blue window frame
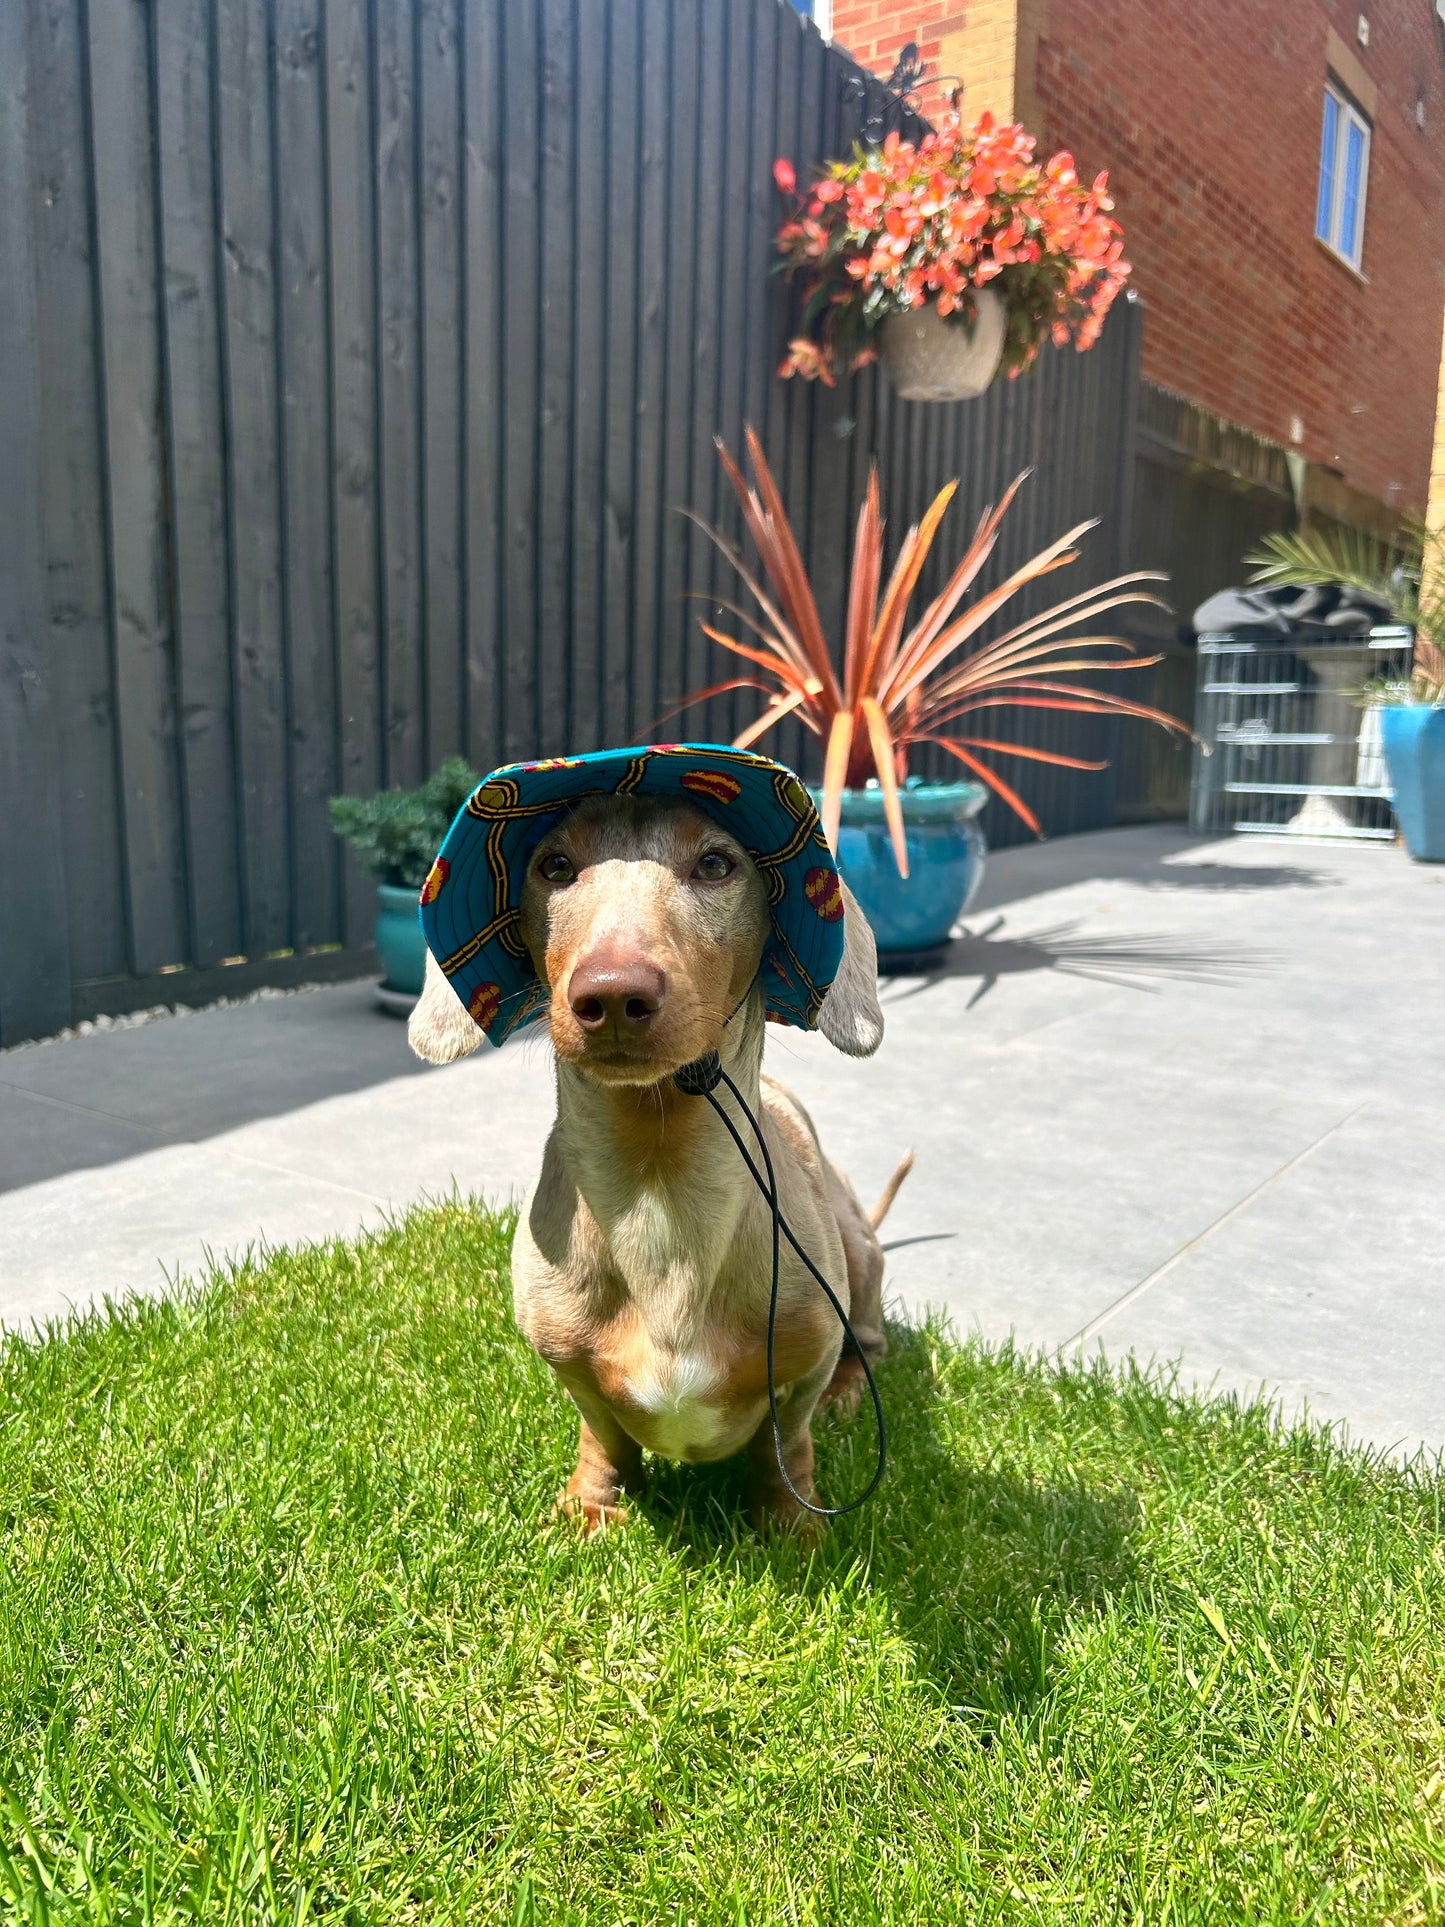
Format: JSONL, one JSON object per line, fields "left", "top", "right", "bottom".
{"left": 1315, "top": 82, "right": 1370, "bottom": 271}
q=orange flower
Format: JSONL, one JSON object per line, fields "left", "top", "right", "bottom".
{"left": 771, "top": 110, "right": 1130, "bottom": 384}
{"left": 917, "top": 170, "right": 949, "bottom": 216}
{"left": 777, "top": 337, "right": 836, "bottom": 385}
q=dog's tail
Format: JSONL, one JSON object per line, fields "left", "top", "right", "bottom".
{"left": 869, "top": 1149, "right": 915, "bottom": 1230}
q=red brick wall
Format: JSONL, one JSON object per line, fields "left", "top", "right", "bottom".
{"left": 830, "top": 0, "right": 1445, "bottom": 518}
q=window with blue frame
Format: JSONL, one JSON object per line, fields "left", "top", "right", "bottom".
{"left": 1315, "top": 80, "right": 1370, "bottom": 271}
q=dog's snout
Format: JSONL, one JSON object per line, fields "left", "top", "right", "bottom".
{"left": 567, "top": 948, "right": 667, "bottom": 1032}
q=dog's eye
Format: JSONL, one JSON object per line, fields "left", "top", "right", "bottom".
{"left": 537, "top": 852, "right": 576, "bottom": 885}
{"left": 692, "top": 851, "right": 735, "bottom": 883}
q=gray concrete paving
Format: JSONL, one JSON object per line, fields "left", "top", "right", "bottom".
{"left": 1, "top": 826, "right": 1441, "bottom": 1458}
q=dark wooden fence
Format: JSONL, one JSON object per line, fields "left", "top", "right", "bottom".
{"left": 2, "top": 0, "right": 1152, "bottom": 1046}
{"left": 1110, "top": 383, "right": 1297, "bottom": 821}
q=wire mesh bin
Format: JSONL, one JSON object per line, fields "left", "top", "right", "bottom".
{"left": 1189, "top": 625, "right": 1413, "bottom": 841}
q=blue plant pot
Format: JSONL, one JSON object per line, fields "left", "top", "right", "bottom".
{"left": 375, "top": 881, "right": 429, "bottom": 994}
{"left": 1381, "top": 704, "right": 1445, "bottom": 861}
{"left": 815, "top": 779, "right": 989, "bottom": 959}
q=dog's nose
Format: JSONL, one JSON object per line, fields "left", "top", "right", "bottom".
{"left": 567, "top": 949, "right": 667, "bottom": 1032}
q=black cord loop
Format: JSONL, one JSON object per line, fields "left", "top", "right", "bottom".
{"left": 673, "top": 1057, "right": 887, "bottom": 1519}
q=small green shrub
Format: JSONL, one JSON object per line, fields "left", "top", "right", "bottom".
{"left": 328, "top": 756, "right": 480, "bottom": 889}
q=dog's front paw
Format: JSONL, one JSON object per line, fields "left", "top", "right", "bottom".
{"left": 554, "top": 1489, "right": 631, "bottom": 1535}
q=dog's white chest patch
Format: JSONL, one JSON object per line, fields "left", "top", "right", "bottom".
{"left": 624, "top": 1351, "right": 727, "bottom": 1457}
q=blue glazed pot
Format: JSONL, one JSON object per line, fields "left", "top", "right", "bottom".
{"left": 1380, "top": 704, "right": 1445, "bottom": 861}
{"left": 375, "top": 881, "right": 429, "bottom": 994}
{"left": 815, "top": 779, "right": 989, "bottom": 958}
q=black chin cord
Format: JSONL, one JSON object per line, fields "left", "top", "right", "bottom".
{"left": 672, "top": 1049, "right": 887, "bottom": 1518}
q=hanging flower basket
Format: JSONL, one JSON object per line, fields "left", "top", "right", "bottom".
{"left": 772, "top": 114, "right": 1129, "bottom": 401}
{"left": 879, "top": 288, "right": 1007, "bottom": 401}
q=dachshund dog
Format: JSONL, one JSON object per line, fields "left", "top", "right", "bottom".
{"left": 408, "top": 791, "right": 910, "bottom": 1534}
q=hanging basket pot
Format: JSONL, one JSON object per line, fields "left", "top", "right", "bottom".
{"left": 879, "top": 290, "right": 1007, "bottom": 403}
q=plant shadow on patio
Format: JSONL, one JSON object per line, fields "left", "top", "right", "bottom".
{"left": 968, "top": 829, "right": 1345, "bottom": 917}
{"left": 1114, "top": 859, "right": 1339, "bottom": 892}
{"left": 882, "top": 913, "right": 1277, "bottom": 1009}
{"left": 635, "top": 1322, "right": 1141, "bottom": 1723}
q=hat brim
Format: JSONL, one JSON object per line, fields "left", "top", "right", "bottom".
{"left": 417, "top": 744, "right": 845, "bottom": 1045}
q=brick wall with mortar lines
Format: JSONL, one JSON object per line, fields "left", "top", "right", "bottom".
{"left": 829, "top": 0, "right": 1445, "bottom": 518}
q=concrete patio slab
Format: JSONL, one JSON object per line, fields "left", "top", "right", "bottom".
{"left": 1, "top": 825, "right": 1441, "bottom": 1460}
{"left": 780, "top": 1023, "right": 1364, "bottom": 1356}
{"left": 0, "top": 1140, "right": 394, "bottom": 1331}
{"left": 0, "top": 993, "right": 555, "bottom": 1312}
{"left": 1081, "top": 1097, "right": 1445, "bottom": 1459}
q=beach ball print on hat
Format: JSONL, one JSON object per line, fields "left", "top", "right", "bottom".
{"left": 417, "top": 744, "right": 848, "bottom": 1045}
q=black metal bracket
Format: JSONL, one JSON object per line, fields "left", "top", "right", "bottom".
{"left": 840, "top": 43, "right": 965, "bottom": 145}
{"left": 884, "top": 41, "right": 928, "bottom": 98}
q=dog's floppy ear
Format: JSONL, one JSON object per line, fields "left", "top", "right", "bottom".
{"left": 408, "top": 949, "right": 485, "bottom": 1063}
{"left": 816, "top": 880, "right": 884, "bottom": 1057}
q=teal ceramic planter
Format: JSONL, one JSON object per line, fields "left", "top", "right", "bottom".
{"left": 375, "top": 881, "right": 429, "bottom": 994}
{"left": 815, "top": 779, "right": 989, "bottom": 960}
{"left": 1381, "top": 704, "right": 1445, "bottom": 861}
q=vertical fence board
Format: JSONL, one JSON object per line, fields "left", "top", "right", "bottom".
{"left": 567, "top": 0, "right": 607, "bottom": 752}
{"left": 461, "top": 0, "right": 503, "bottom": 770}
{"left": 781, "top": 18, "right": 826, "bottom": 760}
{"left": 737, "top": 4, "right": 783, "bottom": 751}
{"left": 625, "top": 0, "right": 669, "bottom": 748}
{"left": 0, "top": 4, "right": 73, "bottom": 1042}
{"left": 764, "top": 11, "right": 810, "bottom": 778}
{"left": 535, "top": 0, "right": 575, "bottom": 758}
{"left": 29, "top": 0, "right": 128, "bottom": 993}
{"left": 216, "top": 0, "right": 291, "bottom": 953}
{"left": 759, "top": 11, "right": 797, "bottom": 473}
{"left": 156, "top": 0, "right": 243, "bottom": 965}
{"left": 274, "top": 0, "right": 341, "bottom": 946}
{"left": 599, "top": 0, "right": 639, "bottom": 752}
{"left": 324, "top": 0, "right": 382, "bottom": 944}
{"left": 802, "top": 42, "right": 854, "bottom": 667}
{"left": 499, "top": 0, "right": 540, "bottom": 759}
{"left": 747, "top": 0, "right": 788, "bottom": 753}
{"left": 653, "top": 0, "right": 701, "bottom": 739}
{"left": 375, "top": 0, "right": 424, "bottom": 789}
{"left": 711, "top": 0, "right": 754, "bottom": 747}
{"left": 419, "top": 0, "right": 463, "bottom": 767}
{"left": 88, "top": 0, "right": 189, "bottom": 974}
{"left": 713, "top": 0, "right": 752, "bottom": 458}
{"left": 679, "top": 0, "right": 726, "bottom": 745}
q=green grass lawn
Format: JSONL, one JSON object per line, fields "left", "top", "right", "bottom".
{"left": 1, "top": 1202, "right": 1443, "bottom": 1924}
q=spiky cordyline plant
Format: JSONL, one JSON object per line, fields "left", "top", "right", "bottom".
{"left": 671, "top": 430, "right": 1185, "bottom": 876}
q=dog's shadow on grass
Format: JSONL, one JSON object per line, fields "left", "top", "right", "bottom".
{"left": 639, "top": 1323, "right": 1141, "bottom": 1723}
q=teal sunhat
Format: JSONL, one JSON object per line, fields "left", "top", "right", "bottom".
{"left": 417, "top": 744, "right": 846, "bottom": 1046}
